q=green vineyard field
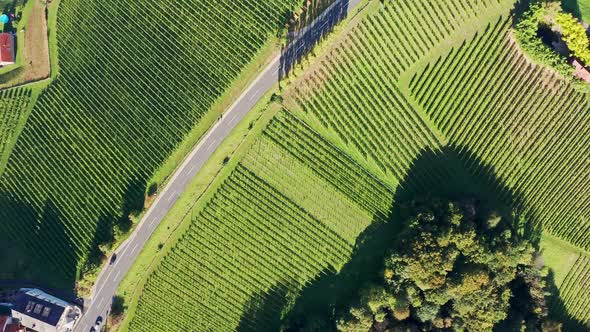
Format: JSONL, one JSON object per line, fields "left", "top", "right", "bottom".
{"left": 0, "top": 0, "right": 299, "bottom": 285}
{"left": 551, "top": 254, "right": 590, "bottom": 327}
{"left": 410, "top": 17, "right": 590, "bottom": 251}
{"left": 128, "top": 110, "right": 394, "bottom": 331}
{"left": 0, "top": 88, "right": 31, "bottom": 172}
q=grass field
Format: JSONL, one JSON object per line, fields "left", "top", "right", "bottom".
{"left": 563, "top": 0, "right": 590, "bottom": 22}
{"left": 119, "top": 0, "right": 590, "bottom": 330}
{"left": 0, "top": 0, "right": 301, "bottom": 290}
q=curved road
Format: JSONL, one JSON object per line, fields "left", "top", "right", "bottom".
{"left": 75, "top": 0, "right": 362, "bottom": 330}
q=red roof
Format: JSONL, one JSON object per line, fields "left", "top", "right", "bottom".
{"left": 4, "top": 324, "right": 25, "bottom": 332}
{"left": 0, "top": 316, "right": 7, "bottom": 330}
{"left": 572, "top": 59, "right": 590, "bottom": 83}
{"left": 0, "top": 33, "right": 15, "bottom": 64}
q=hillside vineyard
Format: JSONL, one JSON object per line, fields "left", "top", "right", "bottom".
{"left": 128, "top": 0, "right": 590, "bottom": 330}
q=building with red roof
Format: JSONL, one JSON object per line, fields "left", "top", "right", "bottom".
{"left": 0, "top": 33, "right": 15, "bottom": 66}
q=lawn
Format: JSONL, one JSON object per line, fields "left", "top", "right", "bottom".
{"left": 563, "top": 0, "right": 590, "bottom": 22}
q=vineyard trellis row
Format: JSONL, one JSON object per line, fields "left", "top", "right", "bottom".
{"left": 0, "top": 88, "right": 31, "bottom": 168}
{"left": 129, "top": 1, "right": 565, "bottom": 330}
{"left": 550, "top": 254, "right": 590, "bottom": 327}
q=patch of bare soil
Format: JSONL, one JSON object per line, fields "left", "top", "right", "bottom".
{"left": 23, "top": 0, "right": 50, "bottom": 81}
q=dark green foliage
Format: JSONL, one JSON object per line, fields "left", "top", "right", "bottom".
{"left": 111, "top": 295, "right": 126, "bottom": 317}
{"left": 328, "top": 198, "right": 553, "bottom": 331}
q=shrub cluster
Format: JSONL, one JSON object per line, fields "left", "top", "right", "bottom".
{"left": 514, "top": 1, "right": 590, "bottom": 93}
{"left": 555, "top": 12, "right": 590, "bottom": 64}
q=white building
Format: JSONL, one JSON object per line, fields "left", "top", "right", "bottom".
{"left": 10, "top": 289, "right": 81, "bottom": 332}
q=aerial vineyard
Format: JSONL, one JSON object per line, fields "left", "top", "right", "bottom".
{"left": 0, "top": 88, "right": 31, "bottom": 170}
{"left": 123, "top": 0, "right": 590, "bottom": 329}
{"left": 410, "top": 17, "right": 590, "bottom": 251}
{"left": 128, "top": 110, "right": 394, "bottom": 331}
{"left": 550, "top": 254, "right": 590, "bottom": 327}
{"left": 288, "top": 0, "right": 511, "bottom": 186}
{"left": 0, "top": 0, "right": 301, "bottom": 282}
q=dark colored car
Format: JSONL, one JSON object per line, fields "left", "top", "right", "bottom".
{"left": 110, "top": 253, "right": 117, "bottom": 265}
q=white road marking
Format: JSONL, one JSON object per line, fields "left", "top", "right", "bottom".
{"left": 131, "top": 243, "right": 140, "bottom": 254}
{"left": 167, "top": 192, "right": 175, "bottom": 202}
{"left": 206, "top": 140, "right": 217, "bottom": 152}
{"left": 97, "top": 297, "right": 105, "bottom": 309}
{"left": 229, "top": 113, "right": 239, "bottom": 125}
{"left": 249, "top": 88, "right": 260, "bottom": 101}
{"left": 149, "top": 217, "right": 158, "bottom": 227}
{"left": 114, "top": 270, "right": 121, "bottom": 281}
{"left": 189, "top": 163, "right": 199, "bottom": 174}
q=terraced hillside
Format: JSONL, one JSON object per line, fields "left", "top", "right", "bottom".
{"left": 123, "top": 0, "right": 590, "bottom": 330}
{"left": 0, "top": 0, "right": 300, "bottom": 286}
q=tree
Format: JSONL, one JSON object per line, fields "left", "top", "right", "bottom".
{"left": 325, "top": 198, "right": 554, "bottom": 332}
{"left": 555, "top": 12, "right": 590, "bottom": 64}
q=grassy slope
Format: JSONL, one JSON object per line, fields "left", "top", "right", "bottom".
{"left": 540, "top": 234, "right": 584, "bottom": 286}
{"left": 563, "top": 0, "right": 590, "bottom": 22}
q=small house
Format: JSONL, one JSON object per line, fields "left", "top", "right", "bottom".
{"left": 572, "top": 59, "right": 590, "bottom": 83}
{"left": 10, "top": 289, "right": 81, "bottom": 332}
{"left": 0, "top": 33, "right": 15, "bottom": 66}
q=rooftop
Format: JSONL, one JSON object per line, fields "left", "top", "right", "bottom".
{"left": 12, "top": 292, "right": 65, "bottom": 327}
{"left": 0, "top": 33, "right": 14, "bottom": 64}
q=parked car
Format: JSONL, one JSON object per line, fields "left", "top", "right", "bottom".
{"left": 90, "top": 316, "right": 103, "bottom": 331}
{"left": 110, "top": 253, "right": 117, "bottom": 265}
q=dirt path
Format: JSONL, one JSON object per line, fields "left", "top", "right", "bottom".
{"left": 24, "top": 0, "right": 50, "bottom": 81}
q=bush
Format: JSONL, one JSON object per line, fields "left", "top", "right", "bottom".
{"left": 512, "top": 1, "right": 590, "bottom": 92}
{"left": 514, "top": 2, "right": 573, "bottom": 77}
{"left": 555, "top": 12, "right": 590, "bottom": 64}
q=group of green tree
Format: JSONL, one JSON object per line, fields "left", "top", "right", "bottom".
{"left": 284, "top": 198, "right": 561, "bottom": 331}
{"left": 514, "top": 0, "right": 590, "bottom": 92}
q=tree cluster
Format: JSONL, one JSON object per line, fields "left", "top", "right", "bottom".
{"left": 514, "top": 1, "right": 590, "bottom": 92}
{"left": 555, "top": 12, "right": 590, "bottom": 64}
{"left": 331, "top": 198, "right": 557, "bottom": 332}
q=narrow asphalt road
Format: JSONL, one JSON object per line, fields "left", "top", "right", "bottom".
{"left": 74, "top": 0, "right": 362, "bottom": 331}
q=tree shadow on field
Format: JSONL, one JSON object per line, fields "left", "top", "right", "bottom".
{"left": 545, "top": 269, "right": 589, "bottom": 330}
{"left": 279, "top": 0, "right": 350, "bottom": 80}
{"left": 0, "top": 196, "right": 78, "bottom": 292}
{"left": 236, "top": 282, "right": 291, "bottom": 332}
{"left": 561, "top": 0, "right": 584, "bottom": 21}
{"left": 278, "top": 145, "right": 544, "bottom": 330}
{"left": 0, "top": 173, "right": 148, "bottom": 295}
